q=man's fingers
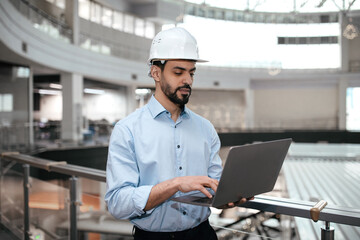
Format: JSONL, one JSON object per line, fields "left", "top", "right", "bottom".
{"left": 239, "top": 198, "right": 247, "bottom": 204}
{"left": 198, "top": 186, "right": 213, "bottom": 198}
{"left": 207, "top": 180, "right": 218, "bottom": 193}
{"left": 227, "top": 202, "right": 235, "bottom": 207}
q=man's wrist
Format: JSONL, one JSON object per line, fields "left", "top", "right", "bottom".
{"left": 171, "top": 176, "right": 183, "bottom": 192}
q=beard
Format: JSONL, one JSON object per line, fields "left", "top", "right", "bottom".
{"left": 161, "top": 81, "right": 192, "bottom": 107}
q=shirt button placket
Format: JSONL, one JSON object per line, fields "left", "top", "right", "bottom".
{"left": 175, "top": 124, "right": 183, "bottom": 177}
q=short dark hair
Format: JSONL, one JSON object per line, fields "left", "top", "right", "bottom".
{"left": 152, "top": 60, "right": 167, "bottom": 71}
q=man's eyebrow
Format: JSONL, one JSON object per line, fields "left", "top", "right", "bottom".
{"left": 173, "top": 66, "right": 197, "bottom": 72}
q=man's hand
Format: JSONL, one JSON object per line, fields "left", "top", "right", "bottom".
{"left": 226, "top": 196, "right": 254, "bottom": 208}
{"left": 144, "top": 176, "right": 218, "bottom": 211}
{"left": 176, "top": 176, "right": 219, "bottom": 198}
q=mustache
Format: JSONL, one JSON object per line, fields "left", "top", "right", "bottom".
{"left": 176, "top": 84, "right": 192, "bottom": 92}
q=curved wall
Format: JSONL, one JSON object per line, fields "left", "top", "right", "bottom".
{"left": 0, "top": 0, "right": 150, "bottom": 86}
{"left": 2, "top": 0, "right": 360, "bottom": 91}
{"left": 2, "top": 0, "right": 360, "bottom": 131}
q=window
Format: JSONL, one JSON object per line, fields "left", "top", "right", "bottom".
{"left": 113, "top": 12, "right": 123, "bottom": 30}
{"left": 124, "top": 14, "right": 134, "bottom": 33}
{"left": 79, "top": 0, "right": 90, "bottom": 20}
{"left": 145, "top": 21, "right": 155, "bottom": 39}
{"left": 102, "top": 7, "right": 113, "bottom": 27}
{"left": 347, "top": 88, "right": 360, "bottom": 131}
{"left": 0, "top": 94, "right": 14, "bottom": 112}
{"left": 56, "top": 0, "right": 65, "bottom": 9}
{"left": 135, "top": 18, "right": 145, "bottom": 37}
{"left": 90, "top": 2, "right": 101, "bottom": 23}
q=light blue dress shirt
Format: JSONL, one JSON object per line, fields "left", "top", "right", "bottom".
{"left": 105, "top": 95, "right": 222, "bottom": 232}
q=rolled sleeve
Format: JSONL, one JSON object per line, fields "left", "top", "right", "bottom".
{"left": 132, "top": 185, "right": 155, "bottom": 216}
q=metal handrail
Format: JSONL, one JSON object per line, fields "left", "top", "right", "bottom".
{"left": 1, "top": 153, "right": 106, "bottom": 182}
{"left": 1, "top": 152, "right": 360, "bottom": 239}
{"left": 241, "top": 195, "right": 360, "bottom": 227}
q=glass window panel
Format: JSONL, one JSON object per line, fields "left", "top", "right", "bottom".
{"left": 102, "top": 7, "right": 113, "bottom": 27}
{"left": 17, "top": 67, "right": 30, "bottom": 78}
{"left": 208, "top": 10, "right": 214, "bottom": 18}
{"left": 145, "top": 21, "right": 155, "bottom": 39}
{"left": 299, "top": 37, "right": 307, "bottom": 44}
{"left": 124, "top": 14, "right": 134, "bottom": 34}
{"left": 135, "top": 18, "right": 145, "bottom": 36}
{"left": 79, "top": 0, "right": 90, "bottom": 20}
{"left": 278, "top": 37, "right": 285, "bottom": 44}
{"left": 198, "top": 8, "right": 205, "bottom": 17}
{"left": 90, "top": 2, "right": 101, "bottom": 23}
{"left": 288, "top": 37, "right": 296, "bottom": 44}
{"left": 56, "top": 0, "right": 65, "bottom": 9}
{"left": 113, "top": 11, "right": 123, "bottom": 30}
{"left": 2, "top": 94, "right": 13, "bottom": 112}
{"left": 177, "top": 15, "right": 340, "bottom": 69}
{"left": 347, "top": 87, "right": 360, "bottom": 131}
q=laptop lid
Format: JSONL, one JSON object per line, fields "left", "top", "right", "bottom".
{"left": 172, "top": 138, "right": 292, "bottom": 208}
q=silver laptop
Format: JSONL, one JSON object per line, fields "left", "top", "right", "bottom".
{"left": 172, "top": 138, "right": 292, "bottom": 208}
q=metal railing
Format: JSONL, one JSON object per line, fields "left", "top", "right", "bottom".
{"left": 0, "top": 124, "right": 32, "bottom": 153}
{"left": 9, "top": 0, "right": 72, "bottom": 42}
{"left": 1, "top": 152, "right": 359, "bottom": 240}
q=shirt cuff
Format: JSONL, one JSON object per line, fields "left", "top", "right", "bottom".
{"left": 133, "top": 185, "right": 154, "bottom": 216}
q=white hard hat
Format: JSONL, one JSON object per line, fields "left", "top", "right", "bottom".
{"left": 148, "top": 27, "right": 208, "bottom": 64}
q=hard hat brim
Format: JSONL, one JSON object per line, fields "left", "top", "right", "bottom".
{"left": 148, "top": 58, "right": 208, "bottom": 64}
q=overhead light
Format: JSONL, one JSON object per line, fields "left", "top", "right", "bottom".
{"left": 49, "top": 83, "right": 62, "bottom": 89}
{"left": 35, "top": 89, "right": 61, "bottom": 95}
{"left": 84, "top": 88, "right": 105, "bottom": 94}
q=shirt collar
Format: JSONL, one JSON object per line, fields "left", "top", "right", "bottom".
{"left": 147, "top": 95, "right": 190, "bottom": 119}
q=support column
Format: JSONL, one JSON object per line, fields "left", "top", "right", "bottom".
{"left": 338, "top": 78, "right": 348, "bottom": 130}
{"left": 126, "top": 84, "right": 137, "bottom": 115}
{"left": 339, "top": 12, "right": 350, "bottom": 72}
{"left": 65, "top": 0, "right": 79, "bottom": 45}
{"left": 28, "top": 68, "right": 34, "bottom": 149}
{"left": 245, "top": 88, "right": 254, "bottom": 130}
{"left": 61, "top": 73, "right": 83, "bottom": 143}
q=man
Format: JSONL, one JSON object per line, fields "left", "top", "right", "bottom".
{"left": 105, "top": 27, "right": 248, "bottom": 239}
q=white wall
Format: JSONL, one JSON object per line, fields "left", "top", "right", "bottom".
{"left": 187, "top": 89, "right": 246, "bottom": 131}
{"left": 253, "top": 87, "right": 338, "bottom": 129}
{"left": 83, "top": 89, "right": 127, "bottom": 123}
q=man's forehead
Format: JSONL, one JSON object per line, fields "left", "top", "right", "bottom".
{"left": 166, "top": 60, "right": 196, "bottom": 70}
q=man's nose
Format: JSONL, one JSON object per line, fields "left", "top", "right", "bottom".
{"left": 183, "top": 73, "right": 193, "bottom": 85}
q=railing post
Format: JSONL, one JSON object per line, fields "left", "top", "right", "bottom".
{"left": 23, "top": 164, "right": 30, "bottom": 240}
{"left": 321, "top": 221, "right": 334, "bottom": 240}
{"left": 69, "top": 176, "right": 78, "bottom": 240}
{"left": 0, "top": 155, "right": 3, "bottom": 222}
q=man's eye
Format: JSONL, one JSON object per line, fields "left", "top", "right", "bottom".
{"left": 174, "top": 72, "right": 182, "bottom": 75}
{"left": 190, "top": 73, "right": 195, "bottom": 77}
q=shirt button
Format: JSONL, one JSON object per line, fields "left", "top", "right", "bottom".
{"left": 183, "top": 211, "right": 186, "bottom": 215}
{"left": 177, "top": 145, "right": 180, "bottom": 148}
{"left": 179, "top": 166, "right": 182, "bottom": 170}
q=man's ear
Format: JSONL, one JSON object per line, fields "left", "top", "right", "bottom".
{"left": 151, "top": 65, "right": 161, "bottom": 82}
